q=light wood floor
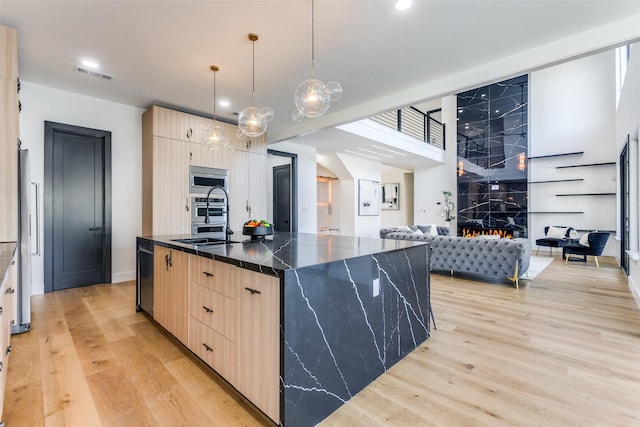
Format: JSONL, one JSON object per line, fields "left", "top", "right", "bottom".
{"left": 4, "top": 256, "right": 640, "bottom": 426}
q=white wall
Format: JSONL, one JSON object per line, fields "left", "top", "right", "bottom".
{"left": 530, "top": 50, "right": 618, "bottom": 256}
{"left": 413, "top": 95, "right": 458, "bottom": 228}
{"left": 335, "top": 153, "right": 381, "bottom": 237}
{"left": 615, "top": 43, "right": 640, "bottom": 306}
{"left": 380, "top": 165, "right": 413, "bottom": 228}
{"left": 266, "top": 140, "right": 318, "bottom": 234}
{"left": 19, "top": 81, "right": 143, "bottom": 294}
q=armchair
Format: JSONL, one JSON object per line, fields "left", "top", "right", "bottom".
{"left": 535, "top": 226, "right": 574, "bottom": 256}
{"left": 563, "top": 231, "right": 610, "bottom": 268}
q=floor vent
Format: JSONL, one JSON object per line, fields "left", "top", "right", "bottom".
{"left": 73, "top": 66, "right": 114, "bottom": 81}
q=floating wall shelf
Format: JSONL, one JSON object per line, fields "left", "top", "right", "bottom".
{"left": 528, "top": 151, "right": 584, "bottom": 160}
{"left": 529, "top": 178, "right": 584, "bottom": 184}
{"left": 556, "top": 162, "right": 616, "bottom": 169}
{"left": 556, "top": 193, "right": 616, "bottom": 197}
{"left": 530, "top": 211, "right": 584, "bottom": 214}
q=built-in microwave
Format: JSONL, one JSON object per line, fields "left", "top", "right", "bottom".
{"left": 191, "top": 222, "right": 226, "bottom": 238}
{"left": 189, "top": 166, "right": 228, "bottom": 194}
{"left": 191, "top": 197, "right": 226, "bottom": 223}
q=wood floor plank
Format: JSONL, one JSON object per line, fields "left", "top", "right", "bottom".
{"left": 3, "top": 256, "right": 640, "bottom": 426}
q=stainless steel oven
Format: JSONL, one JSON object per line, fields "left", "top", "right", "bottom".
{"left": 191, "top": 222, "right": 226, "bottom": 238}
{"left": 189, "top": 165, "right": 228, "bottom": 194}
{"left": 192, "top": 196, "right": 226, "bottom": 223}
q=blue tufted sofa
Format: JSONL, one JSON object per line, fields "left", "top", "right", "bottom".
{"left": 380, "top": 227, "right": 532, "bottom": 288}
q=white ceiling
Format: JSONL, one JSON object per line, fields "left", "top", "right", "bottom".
{"left": 2, "top": 0, "right": 640, "bottom": 169}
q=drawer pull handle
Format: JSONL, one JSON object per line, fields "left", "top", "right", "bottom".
{"left": 202, "top": 306, "right": 213, "bottom": 314}
{"left": 203, "top": 271, "right": 214, "bottom": 278}
{"left": 5, "top": 346, "right": 11, "bottom": 356}
{"left": 6, "top": 287, "right": 15, "bottom": 295}
{"left": 244, "top": 287, "right": 261, "bottom": 295}
{"left": 202, "top": 343, "right": 213, "bottom": 352}
{"left": 0, "top": 307, "right": 3, "bottom": 315}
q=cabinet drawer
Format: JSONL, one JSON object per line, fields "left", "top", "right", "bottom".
{"left": 189, "top": 256, "right": 236, "bottom": 299}
{"left": 188, "top": 317, "right": 235, "bottom": 383}
{"left": 189, "top": 283, "right": 235, "bottom": 341}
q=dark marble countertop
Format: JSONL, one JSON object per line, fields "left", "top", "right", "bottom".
{"left": 139, "top": 232, "right": 426, "bottom": 277}
{"left": 0, "top": 241, "right": 17, "bottom": 285}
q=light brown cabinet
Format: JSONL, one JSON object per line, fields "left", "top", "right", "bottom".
{"left": 143, "top": 105, "right": 265, "bottom": 236}
{"left": 0, "top": 25, "right": 19, "bottom": 242}
{"left": 150, "top": 106, "right": 213, "bottom": 144}
{"left": 228, "top": 150, "right": 268, "bottom": 231}
{"left": 153, "top": 246, "right": 188, "bottom": 344}
{"left": 235, "top": 268, "right": 280, "bottom": 422}
{"left": 186, "top": 253, "right": 280, "bottom": 423}
{"left": 0, "top": 254, "right": 16, "bottom": 422}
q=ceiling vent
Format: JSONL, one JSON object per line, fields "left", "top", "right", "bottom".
{"left": 73, "top": 65, "right": 114, "bottom": 81}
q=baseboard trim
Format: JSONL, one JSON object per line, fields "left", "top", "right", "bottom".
{"left": 630, "top": 276, "right": 640, "bottom": 310}
{"left": 112, "top": 271, "right": 135, "bottom": 284}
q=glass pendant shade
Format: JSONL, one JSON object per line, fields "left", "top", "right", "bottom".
{"left": 292, "top": 0, "right": 342, "bottom": 122}
{"left": 238, "top": 33, "right": 273, "bottom": 138}
{"left": 293, "top": 78, "right": 342, "bottom": 121}
{"left": 204, "top": 65, "right": 227, "bottom": 149}
{"left": 238, "top": 106, "right": 268, "bottom": 137}
{"left": 202, "top": 123, "right": 227, "bottom": 149}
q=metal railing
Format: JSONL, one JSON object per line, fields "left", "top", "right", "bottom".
{"left": 371, "top": 106, "right": 445, "bottom": 149}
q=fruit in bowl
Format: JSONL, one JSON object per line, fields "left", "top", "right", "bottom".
{"left": 244, "top": 219, "right": 271, "bottom": 227}
{"left": 243, "top": 219, "right": 273, "bottom": 238}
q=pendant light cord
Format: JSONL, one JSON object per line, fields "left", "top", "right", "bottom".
{"left": 252, "top": 37, "right": 256, "bottom": 106}
{"left": 311, "top": 0, "right": 315, "bottom": 79}
{"left": 213, "top": 70, "right": 217, "bottom": 121}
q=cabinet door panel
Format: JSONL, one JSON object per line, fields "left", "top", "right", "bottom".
{"left": 188, "top": 317, "right": 235, "bottom": 383}
{"left": 236, "top": 270, "right": 280, "bottom": 422}
{"left": 152, "top": 106, "right": 191, "bottom": 141}
{"left": 154, "top": 246, "right": 188, "bottom": 344}
{"left": 0, "top": 79, "right": 19, "bottom": 241}
{"left": 152, "top": 137, "right": 190, "bottom": 235}
{"left": 189, "top": 283, "right": 235, "bottom": 341}
{"left": 0, "top": 26, "right": 18, "bottom": 79}
{"left": 248, "top": 152, "right": 268, "bottom": 221}
{"left": 189, "top": 256, "right": 236, "bottom": 299}
{"left": 229, "top": 150, "right": 250, "bottom": 231}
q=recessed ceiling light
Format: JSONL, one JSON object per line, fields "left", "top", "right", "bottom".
{"left": 219, "top": 100, "right": 230, "bottom": 107}
{"left": 344, "top": 149, "right": 381, "bottom": 161}
{"left": 481, "top": 93, "right": 486, "bottom": 97}
{"left": 495, "top": 109, "right": 499, "bottom": 113}
{"left": 395, "top": 0, "right": 412, "bottom": 11}
{"left": 81, "top": 59, "right": 98, "bottom": 69}
{"left": 356, "top": 147, "right": 393, "bottom": 158}
{"left": 371, "top": 144, "right": 408, "bottom": 156}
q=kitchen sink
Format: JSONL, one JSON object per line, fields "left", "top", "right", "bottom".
{"left": 170, "top": 237, "right": 238, "bottom": 246}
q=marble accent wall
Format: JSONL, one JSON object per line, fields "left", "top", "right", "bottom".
{"left": 282, "top": 244, "right": 430, "bottom": 426}
{"left": 456, "top": 75, "right": 529, "bottom": 237}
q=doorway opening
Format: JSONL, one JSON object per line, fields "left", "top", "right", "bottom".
{"left": 44, "top": 121, "right": 111, "bottom": 292}
{"left": 268, "top": 149, "right": 297, "bottom": 232}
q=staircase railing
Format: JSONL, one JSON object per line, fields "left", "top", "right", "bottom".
{"left": 371, "top": 107, "right": 445, "bottom": 149}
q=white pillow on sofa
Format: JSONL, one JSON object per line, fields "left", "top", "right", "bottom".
{"left": 417, "top": 224, "right": 438, "bottom": 236}
{"left": 546, "top": 226, "right": 567, "bottom": 239}
{"left": 396, "top": 225, "right": 411, "bottom": 232}
{"left": 412, "top": 228, "right": 424, "bottom": 235}
{"left": 579, "top": 232, "right": 590, "bottom": 247}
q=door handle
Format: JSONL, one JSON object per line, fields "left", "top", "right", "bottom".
{"left": 89, "top": 227, "right": 102, "bottom": 231}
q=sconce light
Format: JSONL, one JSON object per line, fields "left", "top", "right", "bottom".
{"left": 518, "top": 152, "right": 526, "bottom": 171}
{"left": 458, "top": 160, "right": 465, "bottom": 176}
{"left": 238, "top": 33, "right": 273, "bottom": 137}
{"left": 292, "top": 0, "right": 342, "bottom": 122}
{"left": 201, "top": 65, "right": 228, "bottom": 149}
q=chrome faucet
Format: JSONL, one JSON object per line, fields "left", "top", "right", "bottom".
{"left": 205, "top": 185, "right": 233, "bottom": 240}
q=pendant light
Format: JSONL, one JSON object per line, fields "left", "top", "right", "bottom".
{"left": 292, "top": 0, "right": 342, "bottom": 123}
{"left": 238, "top": 33, "right": 273, "bottom": 137}
{"left": 202, "top": 65, "right": 228, "bottom": 149}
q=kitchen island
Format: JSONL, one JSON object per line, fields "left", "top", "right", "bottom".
{"left": 136, "top": 232, "right": 431, "bottom": 426}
